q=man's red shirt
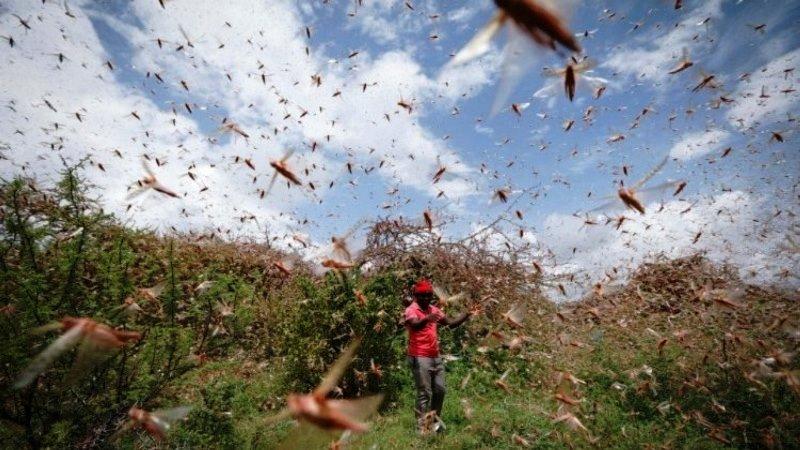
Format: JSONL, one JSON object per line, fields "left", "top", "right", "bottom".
{"left": 404, "top": 301, "right": 444, "bottom": 357}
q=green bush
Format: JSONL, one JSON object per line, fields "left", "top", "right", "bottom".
{"left": 274, "top": 270, "right": 408, "bottom": 404}
{"left": 0, "top": 168, "right": 220, "bottom": 446}
{"left": 174, "top": 407, "right": 240, "bottom": 449}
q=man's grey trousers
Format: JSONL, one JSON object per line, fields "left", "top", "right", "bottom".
{"left": 407, "top": 356, "right": 445, "bottom": 419}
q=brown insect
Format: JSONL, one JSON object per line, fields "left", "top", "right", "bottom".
{"left": 14, "top": 317, "right": 141, "bottom": 389}
{"left": 432, "top": 165, "right": 446, "bottom": 183}
{"left": 127, "top": 160, "right": 179, "bottom": 200}
{"left": 266, "top": 150, "right": 302, "bottom": 196}
{"left": 321, "top": 259, "right": 354, "bottom": 270}
{"left": 591, "top": 156, "right": 684, "bottom": 216}
{"left": 502, "top": 303, "right": 525, "bottom": 328}
{"left": 511, "top": 102, "right": 529, "bottom": 116}
{"left": 219, "top": 119, "right": 249, "bottom": 139}
{"left": 554, "top": 392, "right": 581, "bottom": 406}
{"left": 331, "top": 221, "right": 362, "bottom": 262}
{"left": 369, "top": 358, "right": 382, "bottom": 379}
{"left": 552, "top": 412, "right": 590, "bottom": 434}
{"left": 354, "top": 289, "right": 368, "bottom": 307}
{"left": 512, "top": 434, "right": 531, "bottom": 447}
{"left": 547, "top": 57, "right": 593, "bottom": 101}
{"left": 493, "top": 188, "right": 511, "bottom": 203}
{"left": 605, "top": 132, "right": 626, "bottom": 144}
{"left": 113, "top": 296, "right": 143, "bottom": 317}
{"left": 266, "top": 339, "right": 383, "bottom": 437}
{"left": 692, "top": 72, "right": 719, "bottom": 92}
{"left": 616, "top": 188, "right": 647, "bottom": 214}
{"left": 432, "top": 285, "right": 467, "bottom": 308}
{"left": 536, "top": 56, "right": 606, "bottom": 102}
{"left": 423, "top": 210, "right": 434, "bottom": 231}
{"left": 490, "top": 0, "right": 580, "bottom": 52}
{"left": 495, "top": 368, "right": 512, "bottom": 391}
{"left": 668, "top": 48, "right": 693, "bottom": 74}
{"left": 712, "top": 289, "right": 744, "bottom": 309}
{"left": 116, "top": 406, "right": 192, "bottom": 441}
{"left": 397, "top": 99, "right": 413, "bottom": 114}
{"left": 449, "top": 0, "right": 580, "bottom": 114}
{"left": 273, "top": 260, "right": 292, "bottom": 277}
{"left": 673, "top": 181, "right": 687, "bottom": 196}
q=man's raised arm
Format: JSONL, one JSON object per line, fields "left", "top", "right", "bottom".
{"left": 440, "top": 311, "right": 472, "bottom": 329}
{"left": 406, "top": 313, "right": 439, "bottom": 330}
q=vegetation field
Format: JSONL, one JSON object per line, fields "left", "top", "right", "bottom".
{"left": 0, "top": 170, "right": 797, "bottom": 449}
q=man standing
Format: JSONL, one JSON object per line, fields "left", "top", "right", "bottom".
{"left": 404, "top": 279, "right": 473, "bottom": 433}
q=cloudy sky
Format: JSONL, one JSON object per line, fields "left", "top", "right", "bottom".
{"left": 1, "top": 0, "right": 798, "bottom": 297}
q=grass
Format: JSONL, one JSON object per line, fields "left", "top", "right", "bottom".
{"left": 150, "top": 347, "right": 732, "bottom": 449}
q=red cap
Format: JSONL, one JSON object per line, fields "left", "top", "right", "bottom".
{"left": 413, "top": 279, "right": 433, "bottom": 295}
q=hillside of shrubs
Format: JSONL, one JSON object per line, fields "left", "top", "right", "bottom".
{"left": 0, "top": 167, "right": 798, "bottom": 449}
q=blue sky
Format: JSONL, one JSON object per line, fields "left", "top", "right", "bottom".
{"left": 1, "top": 0, "right": 798, "bottom": 296}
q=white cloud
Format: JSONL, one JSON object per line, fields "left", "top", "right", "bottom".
{"left": 358, "top": 14, "right": 401, "bottom": 43}
{"left": 0, "top": 0, "right": 490, "bottom": 246}
{"left": 603, "top": 0, "right": 724, "bottom": 86}
{"left": 437, "top": 52, "right": 502, "bottom": 104}
{"left": 112, "top": 0, "right": 489, "bottom": 200}
{"left": 448, "top": 5, "right": 483, "bottom": 25}
{"left": 345, "top": 0, "right": 421, "bottom": 45}
{"left": 727, "top": 48, "right": 800, "bottom": 128}
{"left": 538, "top": 191, "right": 797, "bottom": 300}
{"left": 0, "top": 1, "right": 248, "bottom": 236}
{"left": 669, "top": 129, "right": 730, "bottom": 161}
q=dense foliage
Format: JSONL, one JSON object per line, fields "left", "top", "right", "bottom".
{"left": 1, "top": 168, "right": 798, "bottom": 449}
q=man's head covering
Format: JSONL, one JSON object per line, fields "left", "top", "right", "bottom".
{"left": 413, "top": 279, "right": 434, "bottom": 296}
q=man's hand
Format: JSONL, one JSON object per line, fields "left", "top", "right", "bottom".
{"left": 441, "top": 310, "right": 472, "bottom": 329}
{"left": 424, "top": 313, "right": 440, "bottom": 323}
{"left": 407, "top": 313, "right": 441, "bottom": 330}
